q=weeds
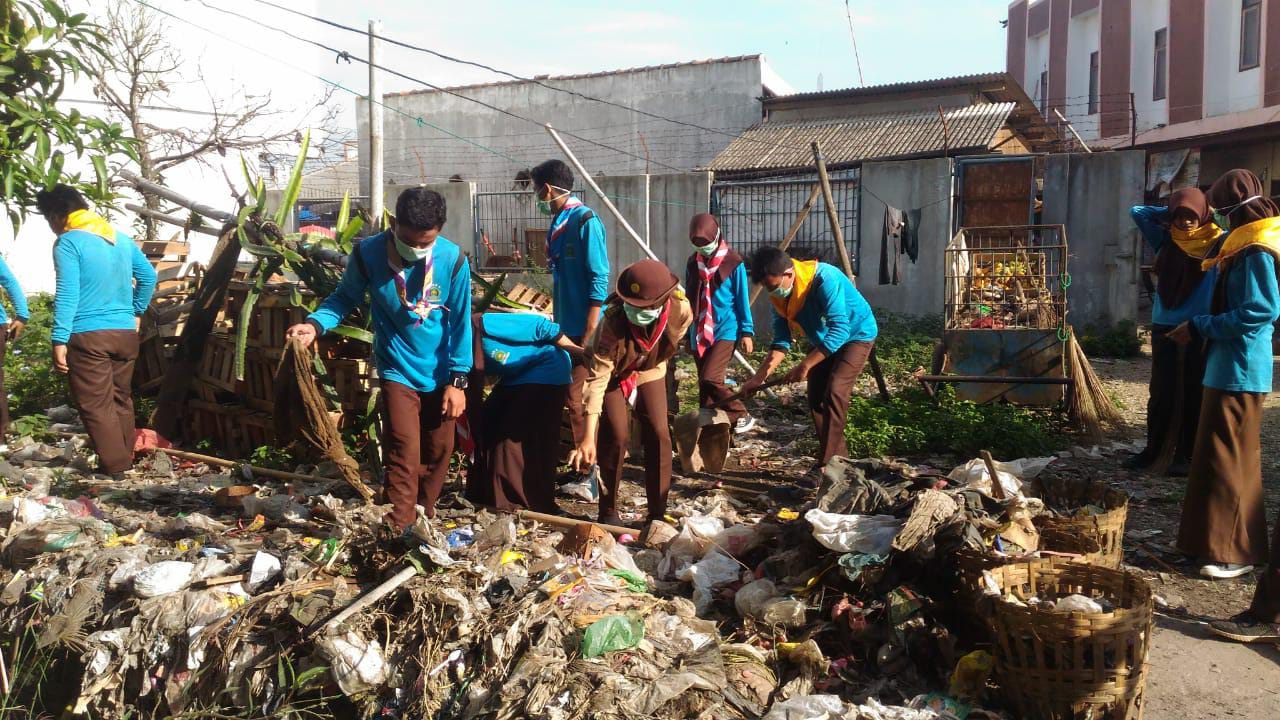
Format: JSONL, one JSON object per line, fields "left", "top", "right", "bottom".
{"left": 1078, "top": 320, "right": 1142, "bottom": 358}
{"left": 4, "top": 294, "right": 70, "bottom": 417}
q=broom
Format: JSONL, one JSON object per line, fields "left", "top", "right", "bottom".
{"left": 1065, "top": 326, "right": 1124, "bottom": 440}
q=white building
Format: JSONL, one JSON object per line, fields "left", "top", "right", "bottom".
{"left": 1007, "top": 0, "right": 1280, "bottom": 194}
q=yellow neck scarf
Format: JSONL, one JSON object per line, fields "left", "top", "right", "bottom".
{"left": 769, "top": 259, "right": 820, "bottom": 331}
{"left": 1171, "top": 222, "right": 1223, "bottom": 259}
{"left": 1201, "top": 216, "right": 1280, "bottom": 271}
{"left": 64, "top": 209, "right": 116, "bottom": 245}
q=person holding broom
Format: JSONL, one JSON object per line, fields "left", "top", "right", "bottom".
{"left": 684, "top": 213, "right": 756, "bottom": 434}
{"left": 568, "top": 259, "right": 692, "bottom": 527}
{"left": 1126, "top": 188, "right": 1224, "bottom": 476}
{"left": 1168, "top": 169, "right": 1280, "bottom": 581}
{"left": 464, "top": 312, "right": 583, "bottom": 514}
{"left": 739, "top": 246, "right": 878, "bottom": 485}
{"left": 287, "top": 188, "right": 472, "bottom": 533}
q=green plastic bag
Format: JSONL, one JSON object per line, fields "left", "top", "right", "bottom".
{"left": 581, "top": 612, "right": 645, "bottom": 658}
{"left": 606, "top": 569, "right": 649, "bottom": 593}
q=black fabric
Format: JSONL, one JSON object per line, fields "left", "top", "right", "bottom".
{"left": 879, "top": 206, "right": 916, "bottom": 285}
{"left": 1141, "top": 324, "right": 1206, "bottom": 464}
{"left": 1155, "top": 188, "right": 1215, "bottom": 310}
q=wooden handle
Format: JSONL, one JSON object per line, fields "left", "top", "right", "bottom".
{"left": 979, "top": 450, "right": 1007, "bottom": 500}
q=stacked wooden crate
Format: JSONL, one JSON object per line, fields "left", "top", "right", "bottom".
{"left": 134, "top": 235, "right": 201, "bottom": 393}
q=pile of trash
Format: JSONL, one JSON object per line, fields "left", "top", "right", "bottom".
{"left": 0, "top": 418, "right": 1106, "bottom": 718}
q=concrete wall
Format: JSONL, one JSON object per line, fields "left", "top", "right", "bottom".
{"left": 648, "top": 172, "right": 713, "bottom": 272}
{"left": 588, "top": 175, "right": 651, "bottom": 272}
{"left": 1042, "top": 150, "right": 1145, "bottom": 327}
{"left": 358, "top": 58, "right": 766, "bottom": 188}
{"left": 856, "top": 158, "right": 954, "bottom": 316}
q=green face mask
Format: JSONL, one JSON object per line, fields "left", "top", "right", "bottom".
{"left": 535, "top": 185, "right": 570, "bottom": 216}
{"left": 769, "top": 280, "right": 792, "bottom": 299}
{"left": 623, "top": 304, "right": 663, "bottom": 327}
{"left": 1212, "top": 210, "right": 1231, "bottom": 232}
{"left": 693, "top": 230, "right": 721, "bottom": 257}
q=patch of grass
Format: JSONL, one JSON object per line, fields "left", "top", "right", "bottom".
{"left": 872, "top": 313, "right": 943, "bottom": 383}
{"left": 248, "top": 444, "right": 297, "bottom": 470}
{"left": 844, "top": 385, "right": 1067, "bottom": 460}
{"left": 4, "top": 294, "right": 70, "bottom": 417}
{"left": 1078, "top": 320, "right": 1142, "bottom": 359}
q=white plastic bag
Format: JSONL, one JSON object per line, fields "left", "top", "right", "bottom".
{"left": 316, "top": 631, "right": 387, "bottom": 696}
{"left": 804, "top": 509, "right": 901, "bottom": 554}
{"left": 246, "top": 552, "right": 281, "bottom": 592}
{"left": 949, "top": 456, "right": 1056, "bottom": 497}
{"left": 677, "top": 549, "right": 741, "bottom": 614}
{"left": 734, "top": 578, "right": 781, "bottom": 617}
{"left": 134, "top": 560, "right": 195, "bottom": 598}
{"left": 762, "top": 694, "right": 850, "bottom": 720}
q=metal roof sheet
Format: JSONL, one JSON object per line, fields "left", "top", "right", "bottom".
{"left": 705, "top": 102, "right": 1017, "bottom": 174}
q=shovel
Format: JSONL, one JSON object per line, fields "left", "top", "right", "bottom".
{"left": 675, "top": 377, "right": 790, "bottom": 475}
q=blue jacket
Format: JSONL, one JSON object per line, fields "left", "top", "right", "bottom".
{"left": 1192, "top": 249, "right": 1280, "bottom": 393}
{"left": 477, "top": 313, "right": 571, "bottom": 387}
{"left": 547, "top": 203, "right": 609, "bottom": 338}
{"left": 770, "top": 262, "right": 878, "bottom": 355}
{"left": 0, "top": 256, "right": 28, "bottom": 325}
{"left": 685, "top": 250, "right": 754, "bottom": 351}
{"left": 1130, "top": 205, "right": 1220, "bottom": 326}
{"left": 52, "top": 229, "right": 157, "bottom": 344}
{"left": 309, "top": 232, "right": 472, "bottom": 392}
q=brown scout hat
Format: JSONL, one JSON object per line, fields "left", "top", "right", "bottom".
{"left": 616, "top": 259, "right": 680, "bottom": 307}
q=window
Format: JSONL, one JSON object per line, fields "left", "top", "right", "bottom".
{"left": 1242, "top": 0, "right": 1262, "bottom": 70}
{"left": 1039, "top": 70, "right": 1049, "bottom": 116}
{"left": 1088, "top": 51, "right": 1100, "bottom": 115}
{"left": 1153, "top": 28, "right": 1167, "bottom": 101}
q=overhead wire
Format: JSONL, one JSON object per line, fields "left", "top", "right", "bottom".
{"left": 192, "top": 0, "right": 687, "bottom": 173}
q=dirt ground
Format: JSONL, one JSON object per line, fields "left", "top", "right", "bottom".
{"left": 1059, "top": 349, "right": 1280, "bottom": 717}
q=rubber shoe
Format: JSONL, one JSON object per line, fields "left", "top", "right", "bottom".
{"left": 733, "top": 415, "right": 757, "bottom": 435}
{"left": 1121, "top": 451, "right": 1154, "bottom": 470}
{"left": 1209, "top": 613, "right": 1280, "bottom": 643}
{"left": 1199, "top": 562, "right": 1254, "bottom": 580}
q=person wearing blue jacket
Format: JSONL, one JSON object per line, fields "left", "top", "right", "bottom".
{"left": 0, "top": 255, "right": 29, "bottom": 437}
{"left": 1167, "top": 170, "right": 1279, "bottom": 589}
{"left": 288, "top": 188, "right": 472, "bottom": 530}
{"left": 685, "top": 213, "right": 755, "bottom": 433}
{"left": 37, "top": 185, "right": 156, "bottom": 478}
{"left": 741, "top": 247, "right": 878, "bottom": 481}
{"left": 530, "top": 159, "right": 609, "bottom": 448}
{"left": 465, "top": 312, "right": 583, "bottom": 513}
{"left": 1127, "top": 188, "right": 1224, "bottom": 475}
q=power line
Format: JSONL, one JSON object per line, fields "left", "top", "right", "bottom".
{"left": 241, "top": 0, "right": 809, "bottom": 154}
{"left": 193, "top": 0, "right": 686, "bottom": 173}
{"left": 843, "top": 0, "right": 866, "bottom": 87}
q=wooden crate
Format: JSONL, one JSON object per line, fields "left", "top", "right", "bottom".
{"left": 238, "top": 412, "right": 275, "bottom": 450}
{"left": 242, "top": 351, "right": 278, "bottom": 412}
{"left": 188, "top": 400, "right": 242, "bottom": 455}
{"left": 505, "top": 282, "right": 553, "bottom": 312}
{"left": 248, "top": 305, "right": 309, "bottom": 349}
{"left": 325, "top": 358, "right": 372, "bottom": 411}
{"left": 133, "top": 336, "right": 170, "bottom": 393}
{"left": 197, "top": 334, "right": 238, "bottom": 392}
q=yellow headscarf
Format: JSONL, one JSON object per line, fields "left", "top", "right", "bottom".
{"left": 768, "top": 258, "right": 820, "bottom": 334}
{"left": 1201, "top": 216, "right": 1280, "bottom": 271}
{"left": 64, "top": 209, "right": 117, "bottom": 245}
{"left": 1170, "top": 222, "right": 1223, "bottom": 259}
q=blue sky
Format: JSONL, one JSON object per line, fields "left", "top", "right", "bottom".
{"left": 301, "top": 0, "right": 1012, "bottom": 100}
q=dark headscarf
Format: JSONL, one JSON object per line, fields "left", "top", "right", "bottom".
{"left": 1209, "top": 169, "right": 1280, "bottom": 228}
{"left": 689, "top": 213, "right": 720, "bottom": 246}
{"left": 1153, "top": 188, "right": 1215, "bottom": 309}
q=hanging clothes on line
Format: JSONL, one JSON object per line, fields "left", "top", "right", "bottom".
{"left": 879, "top": 205, "right": 921, "bottom": 285}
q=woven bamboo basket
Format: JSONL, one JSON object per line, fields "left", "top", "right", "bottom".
{"left": 1027, "top": 477, "right": 1129, "bottom": 568}
{"left": 985, "top": 559, "right": 1153, "bottom": 720}
{"left": 953, "top": 529, "right": 1103, "bottom": 616}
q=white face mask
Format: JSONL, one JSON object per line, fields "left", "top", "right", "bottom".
{"left": 623, "top": 304, "right": 663, "bottom": 327}
{"left": 393, "top": 234, "right": 432, "bottom": 263}
{"left": 693, "top": 230, "right": 720, "bottom": 257}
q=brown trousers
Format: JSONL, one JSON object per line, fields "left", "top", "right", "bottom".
{"left": 696, "top": 339, "right": 746, "bottom": 421}
{"left": 808, "top": 341, "right": 874, "bottom": 465}
{"left": 564, "top": 336, "right": 588, "bottom": 445}
{"left": 381, "top": 381, "right": 456, "bottom": 529}
{"left": 0, "top": 332, "right": 8, "bottom": 437}
{"left": 66, "top": 330, "right": 138, "bottom": 474}
{"left": 467, "top": 383, "right": 566, "bottom": 513}
{"left": 1177, "top": 388, "right": 1270, "bottom": 565}
{"left": 1141, "top": 325, "right": 1207, "bottom": 463}
{"left": 598, "top": 377, "right": 670, "bottom": 521}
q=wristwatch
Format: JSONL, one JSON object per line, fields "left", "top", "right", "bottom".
{"left": 449, "top": 373, "right": 469, "bottom": 390}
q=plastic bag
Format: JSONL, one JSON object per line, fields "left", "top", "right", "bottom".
{"left": 134, "top": 560, "right": 196, "bottom": 598}
{"left": 678, "top": 549, "right": 742, "bottom": 613}
{"left": 949, "top": 650, "right": 994, "bottom": 702}
{"left": 657, "top": 515, "right": 726, "bottom": 579}
{"left": 580, "top": 612, "right": 645, "bottom": 658}
{"left": 316, "top": 631, "right": 387, "bottom": 696}
{"left": 949, "top": 456, "right": 1054, "bottom": 498}
{"left": 762, "top": 694, "right": 850, "bottom": 720}
{"left": 804, "top": 509, "right": 901, "bottom": 554}
{"left": 713, "top": 524, "right": 759, "bottom": 557}
{"left": 246, "top": 552, "right": 281, "bottom": 592}
{"left": 761, "top": 598, "right": 807, "bottom": 628}
{"left": 1052, "top": 593, "right": 1105, "bottom": 613}
{"left": 735, "top": 578, "right": 781, "bottom": 618}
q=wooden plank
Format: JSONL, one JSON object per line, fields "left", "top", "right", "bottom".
{"left": 141, "top": 240, "right": 191, "bottom": 258}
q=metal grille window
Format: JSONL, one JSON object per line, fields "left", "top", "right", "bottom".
{"left": 1153, "top": 28, "right": 1168, "bottom": 101}
{"left": 1088, "top": 51, "right": 1100, "bottom": 115}
{"left": 1242, "top": 0, "right": 1262, "bottom": 71}
{"left": 711, "top": 173, "right": 860, "bottom": 273}
{"left": 473, "top": 189, "right": 585, "bottom": 271}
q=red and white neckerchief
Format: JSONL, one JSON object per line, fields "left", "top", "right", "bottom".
{"left": 618, "top": 301, "right": 671, "bottom": 406}
{"left": 693, "top": 236, "right": 728, "bottom": 358}
{"left": 388, "top": 246, "right": 438, "bottom": 328}
{"left": 545, "top": 197, "right": 584, "bottom": 270}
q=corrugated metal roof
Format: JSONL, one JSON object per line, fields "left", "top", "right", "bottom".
{"left": 767, "top": 72, "right": 1009, "bottom": 104}
{"left": 705, "top": 102, "right": 1017, "bottom": 174}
